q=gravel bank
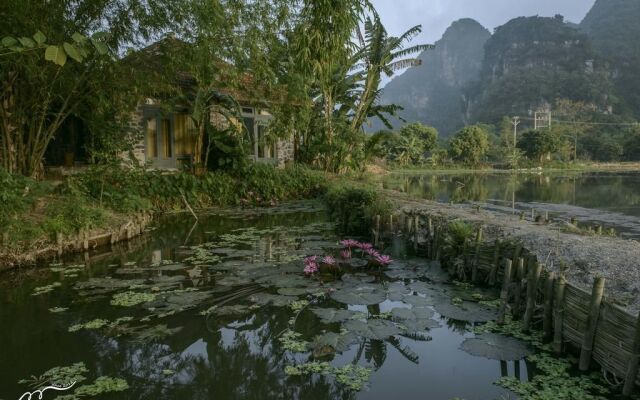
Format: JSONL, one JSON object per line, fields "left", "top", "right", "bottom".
{"left": 387, "top": 190, "right": 640, "bottom": 313}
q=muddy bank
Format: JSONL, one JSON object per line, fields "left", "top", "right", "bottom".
{"left": 385, "top": 190, "right": 640, "bottom": 313}
{"left": 0, "top": 212, "right": 153, "bottom": 269}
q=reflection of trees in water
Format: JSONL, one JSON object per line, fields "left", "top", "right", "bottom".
{"left": 385, "top": 173, "right": 640, "bottom": 215}
{"left": 88, "top": 304, "right": 353, "bottom": 400}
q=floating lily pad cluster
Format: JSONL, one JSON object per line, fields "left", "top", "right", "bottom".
{"left": 18, "top": 362, "right": 128, "bottom": 400}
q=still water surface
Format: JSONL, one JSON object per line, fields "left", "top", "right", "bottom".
{"left": 1, "top": 201, "right": 529, "bottom": 400}
{"left": 381, "top": 171, "right": 640, "bottom": 238}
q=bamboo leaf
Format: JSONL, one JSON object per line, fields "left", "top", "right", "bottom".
{"left": 18, "top": 37, "right": 36, "bottom": 48}
{"left": 92, "top": 40, "right": 108, "bottom": 55}
{"left": 44, "top": 45, "right": 67, "bottom": 66}
{"left": 33, "top": 31, "right": 46, "bottom": 45}
{"left": 63, "top": 42, "right": 83, "bottom": 62}
{"left": 71, "top": 32, "right": 87, "bottom": 44}
{"left": 1, "top": 36, "right": 18, "bottom": 48}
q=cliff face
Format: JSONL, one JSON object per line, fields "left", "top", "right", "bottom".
{"left": 375, "top": 19, "right": 490, "bottom": 136}
{"left": 580, "top": 0, "right": 640, "bottom": 117}
{"left": 470, "top": 15, "right": 612, "bottom": 123}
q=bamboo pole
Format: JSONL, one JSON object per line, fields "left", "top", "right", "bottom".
{"left": 553, "top": 274, "right": 567, "bottom": 353}
{"left": 513, "top": 258, "right": 525, "bottom": 319}
{"left": 488, "top": 240, "right": 501, "bottom": 286}
{"left": 472, "top": 227, "right": 483, "bottom": 283}
{"left": 498, "top": 259, "right": 513, "bottom": 325}
{"left": 523, "top": 260, "right": 542, "bottom": 331}
{"left": 579, "top": 276, "right": 606, "bottom": 371}
{"left": 623, "top": 311, "right": 640, "bottom": 396}
{"left": 413, "top": 214, "right": 420, "bottom": 252}
{"left": 543, "top": 271, "right": 556, "bottom": 338}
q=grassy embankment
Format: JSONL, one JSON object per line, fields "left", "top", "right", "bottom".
{"left": 390, "top": 161, "right": 640, "bottom": 174}
{"left": 0, "top": 165, "right": 390, "bottom": 266}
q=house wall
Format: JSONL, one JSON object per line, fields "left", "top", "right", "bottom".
{"left": 125, "top": 101, "right": 295, "bottom": 169}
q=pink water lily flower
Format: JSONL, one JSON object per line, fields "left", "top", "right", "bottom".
{"left": 340, "top": 249, "right": 352, "bottom": 260}
{"left": 304, "top": 256, "right": 317, "bottom": 265}
{"left": 357, "top": 242, "right": 373, "bottom": 250}
{"left": 340, "top": 239, "right": 359, "bottom": 248}
{"left": 366, "top": 248, "right": 380, "bottom": 258}
{"left": 375, "top": 255, "right": 393, "bottom": 266}
{"left": 304, "top": 262, "right": 319, "bottom": 275}
{"left": 322, "top": 255, "right": 337, "bottom": 265}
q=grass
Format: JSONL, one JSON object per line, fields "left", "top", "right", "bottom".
{"left": 0, "top": 164, "right": 328, "bottom": 262}
{"left": 1, "top": 163, "right": 391, "bottom": 265}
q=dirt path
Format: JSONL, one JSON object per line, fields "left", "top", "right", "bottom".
{"left": 385, "top": 189, "right": 640, "bottom": 313}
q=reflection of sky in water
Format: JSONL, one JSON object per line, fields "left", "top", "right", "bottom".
{"left": 0, "top": 204, "right": 531, "bottom": 400}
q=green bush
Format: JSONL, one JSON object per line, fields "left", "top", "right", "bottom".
{"left": 324, "top": 183, "right": 392, "bottom": 235}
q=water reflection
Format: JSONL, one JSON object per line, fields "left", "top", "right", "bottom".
{"left": 382, "top": 172, "right": 640, "bottom": 237}
{"left": 1, "top": 202, "right": 528, "bottom": 400}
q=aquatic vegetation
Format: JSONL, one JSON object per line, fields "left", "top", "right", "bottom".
{"left": 311, "top": 308, "right": 365, "bottom": 323}
{"left": 19, "top": 362, "right": 89, "bottom": 388}
{"left": 331, "top": 285, "right": 387, "bottom": 305}
{"left": 496, "top": 353, "right": 609, "bottom": 400}
{"left": 312, "top": 330, "right": 360, "bottom": 356}
{"left": 279, "top": 329, "right": 309, "bottom": 352}
{"left": 285, "top": 361, "right": 372, "bottom": 392}
{"left": 32, "top": 282, "right": 62, "bottom": 296}
{"left": 434, "top": 301, "right": 498, "bottom": 323}
{"left": 343, "top": 319, "right": 402, "bottom": 340}
{"left": 48, "top": 306, "right": 68, "bottom": 313}
{"left": 110, "top": 291, "right": 157, "bottom": 307}
{"left": 459, "top": 333, "right": 531, "bottom": 361}
{"left": 68, "top": 319, "right": 109, "bottom": 332}
{"left": 290, "top": 299, "right": 310, "bottom": 313}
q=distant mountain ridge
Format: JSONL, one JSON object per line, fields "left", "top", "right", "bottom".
{"left": 377, "top": 0, "right": 640, "bottom": 136}
{"left": 373, "top": 18, "right": 490, "bottom": 135}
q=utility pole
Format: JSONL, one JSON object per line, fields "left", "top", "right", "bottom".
{"left": 511, "top": 116, "right": 521, "bottom": 150}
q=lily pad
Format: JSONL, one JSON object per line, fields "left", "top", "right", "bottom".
{"left": 311, "top": 308, "right": 364, "bottom": 323}
{"left": 249, "top": 293, "right": 296, "bottom": 307}
{"left": 386, "top": 282, "right": 410, "bottom": 301}
{"left": 331, "top": 285, "right": 386, "bottom": 305}
{"left": 434, "top": 301, "right": 498, "bottom": 322}
{"left": 460, "top": 333, "right": 532, "bottom": 361}
{"left": 312, "top": 331, "right": 359, "bottom": 356}
{"left": 402, "top": 294, "right": 434, "bottom": 307}
{"left": 343, "top": 319, "right": 401, "bottom": 340}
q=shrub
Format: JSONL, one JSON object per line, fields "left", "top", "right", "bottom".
{"left": 324, "top": 183, "right": 392, "bottom": 235}
{"left": 449, "top": 125, "right": 490, "bottom": 166}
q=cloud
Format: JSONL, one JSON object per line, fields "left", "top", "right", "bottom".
{"left": 371, "top": 0, "right": 596, "bottom": 45}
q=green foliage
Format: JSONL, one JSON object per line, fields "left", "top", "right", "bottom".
{"left": 449, "top": 125, "right": 490, "bottom": 166}
{"left": 324, "top": 183, "right": 392, "bottom": 235}
{"left": 517, "top": 129, "right": 562, "bottom": 164}
{"left": 399, "top": 123, "right": 438, "bottom": 153}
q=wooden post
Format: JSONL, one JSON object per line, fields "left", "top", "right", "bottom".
{"left": 523, "top": 260, "right": 542, "bottom": 331}
{"left": 513, "top": 258, "right": 525, "bottom": 319}
{"left": 488, "top": 240, "right": 501, "bottom": 286}
{"left": 553, "top": 274, "right": 567, "bottom": 353}
{"left": 623, "top": 311, "right": 640, "bottom": 396}
{"left": 405, "top": 213, "right": 413, "bottom": 235}
{"left": 543, "top": 271, "right": 556, "bottom": 338}
{"left": 497, "top": 259, "right": 513, "bottom": 325}
{"left": 472, "top": 227, "right": 483, "bottom": 283}
{"left": 579, "top": 277, "right": 606, "bottom": 371}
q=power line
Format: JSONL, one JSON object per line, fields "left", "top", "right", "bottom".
{"left": 519, "top": 117, "right": 639, "bottom": 127}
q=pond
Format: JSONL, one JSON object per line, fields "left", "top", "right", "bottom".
{"left": 0, "top": 200, "right": 584, "bottom": 400}
{"left": 380, "top": 171, "right": 640, "bottom": 238}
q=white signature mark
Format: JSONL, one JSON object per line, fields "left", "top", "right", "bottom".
{"left": 18, "top": 381, "right": 76, "bottom": 400}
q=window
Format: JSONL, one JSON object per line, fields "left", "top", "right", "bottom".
{"left": 174, "top": 113, "right": 196, "bottom": 155}
{"left": 146, "top": 118, "right": 157, "bottom": 158}
{"left": 162, "top": 119, "right": 172, "bottom": 159}
{"left": 257, "top": 124, "right": 266, "bottom": 158}
{"left": 242, "top": 107, "right": 253, "bottom": 115}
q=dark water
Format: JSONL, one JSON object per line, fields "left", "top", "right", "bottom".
{"left": 381, "top": 171, "right": 640, "bottom": 238}
{"left": 0, "top": 201, "right": 528, "bottom": 400}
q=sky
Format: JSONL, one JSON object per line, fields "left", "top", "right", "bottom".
{"left": 370, "top": 0, "right": 597, "bottom": 85}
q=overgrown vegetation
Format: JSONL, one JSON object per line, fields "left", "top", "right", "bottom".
{"left": 323, "top": 183, "right": 392, "bottom": 235}
{"left": 0, "top": 164, "right": 326, "bottom": 256}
